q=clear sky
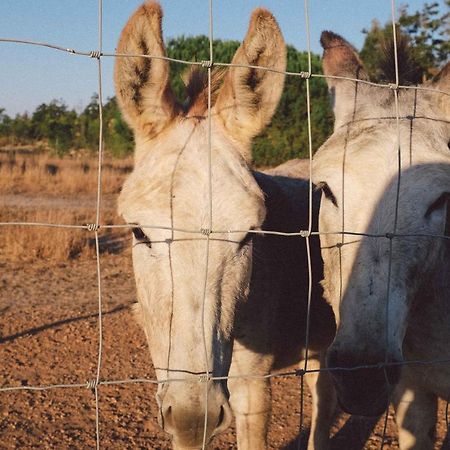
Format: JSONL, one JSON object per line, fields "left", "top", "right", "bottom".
{"left": 0, "top": 0, "right": 446, "bottom": 116}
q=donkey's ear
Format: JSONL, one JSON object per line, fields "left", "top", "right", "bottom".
{"left": 114, "top": 1, "right": 177, "bottom": 137}
{"left": 431, "top": 62, "right": 450, "bottom": 118}
{"left": 320, "top": 31, "right": 369, "bottom": 128}
{"left": 214, "top": 8, "right": 286, "bottom": 159}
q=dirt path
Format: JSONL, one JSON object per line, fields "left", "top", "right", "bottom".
{"left": 0, "top": 255, "right": 449, "bottom": 449}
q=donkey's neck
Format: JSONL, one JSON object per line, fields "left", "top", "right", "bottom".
{"left": 233, "top": 171, "right": 335, "bottom": 367}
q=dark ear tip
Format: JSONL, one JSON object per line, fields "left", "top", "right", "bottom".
{"left": 320, "top": 30, "right": 345, "bottom": 50}
{"left": 433, "top": 61, "right": 450, "bottom": 83}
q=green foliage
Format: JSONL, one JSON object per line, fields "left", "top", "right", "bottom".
{"left": 253, "top": 47, "right": 332, "bottom": 166}
{"left": 166, "top": 36, "right": 240, "bottom": 101}
{"left": 30, "top": 101, "right": 78, "bottom": 154}
{"left": 398, "top": 1, "right": 449, "bottom": 71}
{"left": 0, "top": 36, "right": 332, "bottom": 164}
{"left": 166, "top": 37, "right": 332, "bottom": 165}
{"left": 103, "top": 97, "right": 134, "bottom": 157}
{"left": 361, "top": 1, "right": 449, "bottom": 82}
{"left": 1, "top": 3, "right": 443, "bottom": 164}
{"left": 78, "top": 94, "right": 100, "bottom": 151}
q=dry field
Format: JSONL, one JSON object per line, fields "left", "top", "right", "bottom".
{"left": 0, "top": 149, "right": 449, "bottom": 449}
{"left": 0, "top": 148, "right": 130, "bottom": 262}
{"left": 0, "top": 149, "right": 131, "bottom": 197}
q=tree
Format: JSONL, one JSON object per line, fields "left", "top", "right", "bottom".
{"left": 0, "top": 36, "right": 334, "bottom": 163}
{"left": 103, "top": 96, "right": 134, "bottom": 157}
{"left": 361, "top": 1, "right": 449, "bottom": 83}
{"left": 78, "top": 94, "right": 100, "bottom": 151}
{"left": 0, "top": 108, "right": 12, "bottom": 140}
{"left": 253, "top": 46, "right": 332, "bottom": 166}
{"left": 30, "top": 100, "right": 77, "bottom": 153}
{"left": 167, "top": 37, "right": 332, "bottom": 166}
{"left": 398, "top": 1, "right": 449, "bottom": 72}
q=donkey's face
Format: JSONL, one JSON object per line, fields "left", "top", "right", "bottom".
{"left": 312, "top": 32, "right": 450, "bottom": 416}
{"left": 115, "top": 2, "right": 286, "bottom": 446}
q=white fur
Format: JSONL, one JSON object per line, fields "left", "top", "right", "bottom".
{"left": 314, "top": 32, "right": 450, "bottom": 449}
{"left": 116, "top": 3, "right": 336, "bottom": 449}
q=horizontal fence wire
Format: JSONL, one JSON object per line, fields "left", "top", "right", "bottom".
{"left": 0, "top": 0, "right": 449, "bottom": 448}
{"left": 2, "top": 357, "right": 450, "bottom": 392}
{"left": 1, "top": 221, "right": 448, "bottom": 240}
{"left": 1, "top": 39, "right": 450, "bottom": 96}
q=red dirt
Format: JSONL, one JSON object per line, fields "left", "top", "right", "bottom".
{"left": 1, "top": 251, "right": 449, "bottom": 449}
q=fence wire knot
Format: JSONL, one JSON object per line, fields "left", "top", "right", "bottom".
{"left": 388, "top": 83, "right": 399, "bottom": 90}
{"left": 201, "top": 60, "right": 213, "bottom": 68}
{"left": 385, "top": 232, "right": 394, "bottom": 239}
{"left": 198, "top": 374, "right": 211, "bottom": 383}
{"left": 86, "top": 379, "right": 99, "bottom": 390}
{"left": 299, "top": 230, "right": 311, "bottom": 238}
{"left": 295, "top": 369, "right": 306, "bottom": 377}
{"left": 89, "top": 50, "right": 102, "bottom": 59}
{"left": 66, "top": 48, "right": 76, "bottom": 54}
{"left": 86, "top": 223, "right": 100, "bottom": 232}
{"left": 299, "top": 71, "right": 311, "bottom": 79}
{"left": 200, "top": 228, "right": 212, "bottom": 236}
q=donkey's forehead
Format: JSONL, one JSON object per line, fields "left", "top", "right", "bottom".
{"left": 312, "top": 127, "right": 387, "bottom": 182}
{"left": 119, "top": 121, "right": 265, "bottom": 229}
{"left": 313, "top": 114, "right": 449, "bottom": 184}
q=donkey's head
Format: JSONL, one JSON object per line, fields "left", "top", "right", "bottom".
{"left": 115, "top": 2, "right": 286, "bottom": 446}
{"left": 313, "top": 31, "right": 450, "bottom": 416}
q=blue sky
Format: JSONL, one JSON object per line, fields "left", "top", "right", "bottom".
{"left": 0, "top": 0, "right": 446, "bottom": 116}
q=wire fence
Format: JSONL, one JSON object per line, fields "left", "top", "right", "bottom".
{"left": 0, "top": 0, "right": 449, "bottom": 449}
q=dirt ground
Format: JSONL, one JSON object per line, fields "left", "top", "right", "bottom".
{"left": 0, "top": 152, "right": 449, "bottom": 449}
{"left": 0, "top": 250, "right": 449, "bottom": 449}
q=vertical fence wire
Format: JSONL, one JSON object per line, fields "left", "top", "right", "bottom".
{"left": 298, "top": 0, "right": 314, "bottom": 446}
{"left": 93, "top": 1, "right": 104, "bottom": 448}
{"left": 380, "top": 1, "right": 402, "bottom": 447}
{"left": 0, "top": 0, "right": 449, "bottom": 448}
{"left": 200, "top": 0, "right": 215, "bottom": 448}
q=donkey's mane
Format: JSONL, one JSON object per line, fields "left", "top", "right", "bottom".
{"left": 377, "top": 32, "right": 422, "bottom": 85}
{"left": 183, "top": 67, "right": 226, "bottom": 115}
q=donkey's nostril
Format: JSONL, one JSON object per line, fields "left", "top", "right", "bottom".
{"left": 213, "top": 403, "right": 233, "bottom": 436}
{"left": 216, "top": 405, "right": 225, "bottom": 429}
{"left": 160, "top": 405, "right": 173, "bottom": 431}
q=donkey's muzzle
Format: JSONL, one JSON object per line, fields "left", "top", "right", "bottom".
{"left": 157, "top": 381, "right": 233, "bottom": 448}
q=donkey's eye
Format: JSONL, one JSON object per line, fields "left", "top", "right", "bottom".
{"left": 317, "top": 182, "right": 338, "bottom": 207}
{"left": 132, "top": 227, "right": 152, "bottom": 247}
{"left": 425, "top": 193, "right": 449, "bottom": 218}
{"left": 238, "top": 232, "right": 253, "bottom": 249}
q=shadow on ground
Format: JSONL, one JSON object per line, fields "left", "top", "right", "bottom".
{"left": 282, "top": 414, "right": 379, "bottom": 450}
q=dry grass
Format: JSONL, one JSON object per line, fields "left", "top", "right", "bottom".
{"left": 0, "top": 150, "right": 133, "bottom": 196}
{"left": 0, "top": 207, "right": 128, "bottom": 263}
{"left": 0, "top": 149, "right": 132, "bottom": 262}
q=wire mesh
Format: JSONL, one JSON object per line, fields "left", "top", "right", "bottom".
{"left": 0, "top": 0, "right": 449, "bottom": 448}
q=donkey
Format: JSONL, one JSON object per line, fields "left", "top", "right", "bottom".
{"left": 312, "top": 31, "right": 450, "bottom": 449}
{"left": 115, "top": 2, "right": 336, "bottom": 449}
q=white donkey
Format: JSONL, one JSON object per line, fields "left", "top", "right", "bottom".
{"left": 312, "top": 31, "right": 450, "bottom": 449}
{"left": 115, "top": 2, "right": 336, "bottom": 449}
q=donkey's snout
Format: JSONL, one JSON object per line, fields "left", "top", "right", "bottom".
{"left": 158, "top": 384, "right": 233, "bottom": 448}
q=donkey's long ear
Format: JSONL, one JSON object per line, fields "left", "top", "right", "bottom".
{"left": 214, "top": 8, "right": 286, "bottom": 159}
{"left": 114, "top": 1, "right": 177, "bottom": 137}
{"left": 431, "top": 62, "right": 450, "bottom": 118}
{"left": 320, "top": 31, "right": 369, "bottom": 129}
